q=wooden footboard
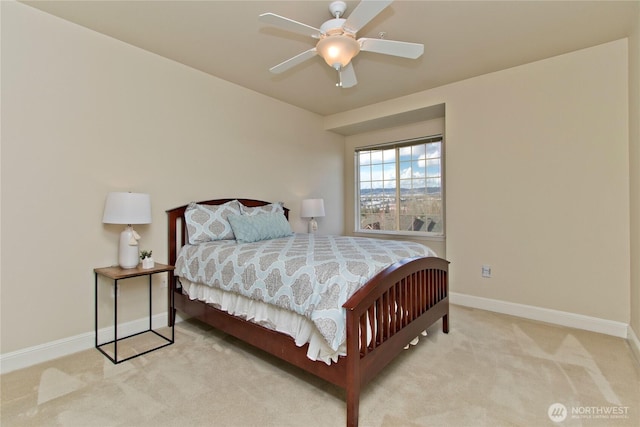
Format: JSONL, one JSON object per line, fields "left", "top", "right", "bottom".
{"left": 342, "top": 256, "right": 449, "bottom": 427}
{"left": 167, "top": 199, "right": 449, "bottom": 427}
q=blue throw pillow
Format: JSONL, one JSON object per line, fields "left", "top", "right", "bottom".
{"left": 227, "top": 212, "right": 293, "bottom": 243}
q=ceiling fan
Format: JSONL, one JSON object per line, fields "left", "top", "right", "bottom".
{"left": 259, "top": 0, "right": 424, "bottom": 88}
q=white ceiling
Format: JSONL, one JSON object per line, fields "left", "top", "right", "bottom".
{"left": 22, "top": 0, "right": 637, "bottom": 116}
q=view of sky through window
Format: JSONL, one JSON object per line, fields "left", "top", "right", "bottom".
{"left": 356, "top": 137, "right": 443, "bottom": 234}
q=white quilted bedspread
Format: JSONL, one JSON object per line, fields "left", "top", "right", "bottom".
{"left": 175, "top": 233, "right": 435, "bottom": 351}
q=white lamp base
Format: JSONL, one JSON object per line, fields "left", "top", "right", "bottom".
{"left": 308, "top": 218, "right": 318, "bottom": 234}
{"left": 118, "top": 226, "right": 139, "bottom": 269}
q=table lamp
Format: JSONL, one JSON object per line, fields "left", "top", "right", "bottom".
{"left": 301, "top": 198, "right": 325, "bottom": 234}
{"left": 102, "top": 192, "right": 152, "bottom": 268}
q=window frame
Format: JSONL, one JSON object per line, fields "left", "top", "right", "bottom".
{"left": 354, "top": 135, "right": 445, "bottom": 239}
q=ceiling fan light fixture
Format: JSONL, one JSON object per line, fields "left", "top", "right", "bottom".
{"left": 316, "top": 34, "right": 360, "bottom": 70}
{"left": 260, "top": 0, "right": 419, "bottom": 87}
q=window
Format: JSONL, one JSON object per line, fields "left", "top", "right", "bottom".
{"left": 356, "top": 136, "right": 444, "bottom": 236}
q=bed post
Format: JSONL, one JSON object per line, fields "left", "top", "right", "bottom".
{"left": 167, "top": 208, "right": 180, "bottom": 327}
{"left": 345, "top": 305, "right": 361, "bottom": 427}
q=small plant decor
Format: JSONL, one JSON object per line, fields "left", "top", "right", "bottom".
{"left": 140, "top": 250, "right": 154, "bottom": 269}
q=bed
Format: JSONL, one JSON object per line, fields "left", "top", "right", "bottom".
{"left": 167, "top": 198, "right": 449, "bottom": 427}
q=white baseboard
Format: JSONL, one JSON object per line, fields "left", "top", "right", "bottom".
{"left": 0, "top": 312, "right": 184, "bottom": 374}
{"left": 450, "top": 292, "right": 629, "bottom": 338}
{"left": 1, "top": 296, "right": 634, "bottom": 374}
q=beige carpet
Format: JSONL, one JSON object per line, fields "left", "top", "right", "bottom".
{"left": 1, "top": 305, "right": 638, "bottom": 426}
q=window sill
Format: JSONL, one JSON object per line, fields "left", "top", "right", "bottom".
{"left": 352, "top": 230, "right": 445, "bottom": 242}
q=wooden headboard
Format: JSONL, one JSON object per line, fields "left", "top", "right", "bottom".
{"left": 165, "top": 199, "right": 289, "bottom": 325}
{"left": 166, "top": 198, "right": 290, "bottom": 268}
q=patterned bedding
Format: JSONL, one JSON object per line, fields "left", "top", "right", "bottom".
{"left": 174, "top": 233, "right": 436, "bottom": 351}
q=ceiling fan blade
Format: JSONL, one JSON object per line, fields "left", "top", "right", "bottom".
{"left": 269, "top": 48, "right": 318, "bottom": 74}
{"left": 339, "top": 63, "right": 358, "bottom": 88}
{"left": 359, "top": 38, "right": 424, "bottom": 59}
{"left": 343, "top": 0, "right": 393, "bottom": 34}
{"left": 259, "top": 13, "right": 322, "bottom": 38}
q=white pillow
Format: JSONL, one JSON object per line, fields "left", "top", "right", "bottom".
{"left": 184, "top": 200, "right": 241, "bottom": 244}
{"left": 239, "top": 201, "right": 284, "bottom": 216}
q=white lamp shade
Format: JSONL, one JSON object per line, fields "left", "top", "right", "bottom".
{"left": 103, "top": 192, "right": 152, "bottom": 224}
{"left": 301, "top": 199, "right": 325, "bottom": 218}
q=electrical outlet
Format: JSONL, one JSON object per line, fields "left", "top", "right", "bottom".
{"left": 111, "top": 284, "right": 120, "bottom": 298}
{"left": 481, "top": 265, "right": 492, "bottom": 278}
{"left": 161, "top": 278, "right": 168, "bottom": 289}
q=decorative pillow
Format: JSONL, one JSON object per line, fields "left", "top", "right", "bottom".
{"left": 184, "top": 200, "right": 241, "bottom": 244}
{"left": 240, "top": 201, "right": 284, "bottom": 216}
{"left": 227, "top": 212, "right": 293, "bottom": 244}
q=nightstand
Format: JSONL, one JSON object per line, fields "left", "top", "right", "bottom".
{"left": 94, "top": 263, "right": 175, "bottom": 364}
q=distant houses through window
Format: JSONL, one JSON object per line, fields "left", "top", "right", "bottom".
{"left": 355, "top": 135, "right": 444, "bottom": 236}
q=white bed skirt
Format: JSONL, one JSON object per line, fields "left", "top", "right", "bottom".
{"left": 180, "top": 279, "right": 345, "bottom": 365}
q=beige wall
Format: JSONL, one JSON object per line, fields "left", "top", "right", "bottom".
{"left": 629, "top": 5, "right": 640, "bottom": 340}
{"left": 333, "top": 39, "right": 631, "bottom": 324}
{"left": 0, "top": 2, "right": 344, "bottom": 354}
{"left": 2, "top": 1, "right": 637, "bottom": 360}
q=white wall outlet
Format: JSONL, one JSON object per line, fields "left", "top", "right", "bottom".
{"left": 161, "top": 278, "right": 168, "bottom": 289}
{"left": 481, "top": 265, "right": 492, "bottom": 278}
